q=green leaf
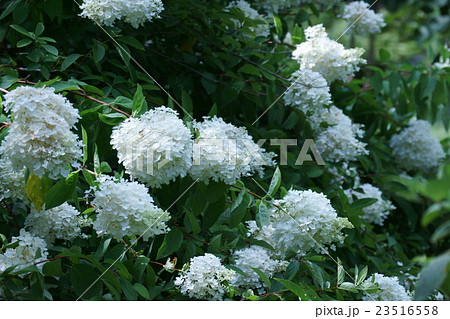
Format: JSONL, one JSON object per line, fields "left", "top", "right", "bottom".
{"left": 132, "top": 84, "right": 147, "bottom": 116}
{"left": 16, "top": 38, "right": 32, "bottom": 48}
{"left": 356, "top": 266, "right": 368, "bottom": 286}
{"left": 81, "top": 84, "right": 104, "bottom": 96}
{"left": 156, "top": 228, "right": 183, "bottom": 259}
{"left": 185, "top": 210, "right": 201, "bottom": 234}
{"left": 267, "top": 166, "right": 281, "bottom": 197}
{"left": 337, "top": 258, "right": 345, "bottom": 286}
{"left": 238, "top": 64, "right": 260, "bottom": 76}
{"left": 133, "top": 256, "right": 150, "bottom": 282}
{"left": 95, "top": 238, "right": 111, "bottom": 259}
{"left": 81, "top": 125, "right": 88, "bottom": 165}
{"left": 229, "top": 189, "right": 250, "bottom": 228}
{"left": 208, "top": 103, "right": 218, "bottom": 117}
{"left": 45, "top": 171, "right": 79, "bottom": 210}
{"left": 206, "top": 182, "right": 227, "bottom": 203}
{"left": 98, "top": 112, "right": 127, "bottom": 126}
{"left": 117, "top": 36, "right": 145, "bottom": 51}
{"left": 70, "top": 264, "right": 103, "bottom": 300}
{"left": 350, "top": 198, "right": 378, "bottom": 210}
{"left": 134, "top": 283, "right": 150, "bottom": 300}
{"left": 379, "top": 48, "right": 390, "bottom": 62}
{"left": 202, "top": 197, "right": 225, "bottom": 229}
{"left": 284, "top": 261, "right": 300, "bottom": 280}
{"left": 275, "top": 278, "right": 308, "bottom": 300}
{"left": 42, "top": 259, "right": 62, "bottom": 277}
{"left": 256, "top": 201, "right": 271, "bottom": 228}
{"left": 358, "top": 281, "right": 378, "bottom": 293}
{"left": 34, "top": 23, "right": 44, "bottom": 36}
{"left": 146, "top": 265, "right": 156, "bottom": 287}
{"left": 93, "top": 42, "right": 106, "bottom": 63}
{"left": 0, "top": 0, "right": 20, "bottom": 20}
{"left": 272, "top": 15, "right": 283, "bottom": 36}
{"left": 431, "top": 220, "right": 450, "bottom": 243}
{"left": 414, "top": 252, "right": 450, "bottom": 300}
{"left": 181, "top": 90, "right": 193, "bottom": 117}
{"left": 93, "top": 144, "right": 100, "bottom": 175}
{"left": 61, "top": 54, "right": 81, "bottom": 71}
{"left": 115, "top": 43, "right": 130, "bottom": 65}
{"left": 339, "top": 282, "right": 358, "bottom": 293}
{"left": 305, "top": 261, "right": 324, "bottom": 289}
{"left": 120, "top": 277, "right": 137, "bottom": 301}
{"left": 42, "top": 44, "right": 58, "bottom": 56}
{"left": 100, "top": 162, "right": 112, "bottom": 173}
{"left": 252, "top": 268, "right": 271, "bottom": 289}
{"left": 10, "top": 24, "right": 33, "bottom": 38}
{"left": 26, "top": 174, "right": 53, "bottom": 212}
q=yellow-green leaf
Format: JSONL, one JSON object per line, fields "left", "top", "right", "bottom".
{"left": 26, "top": 174, "right": 53, "bottom": 212}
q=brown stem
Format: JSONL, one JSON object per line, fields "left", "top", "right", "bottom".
{"left": 0, "top": 88, "right": 9, "bottom": 94}
{"left": 16, "top": 80, "right": 131, "bottom": 117}
{"left": 1, "top": 199, "right": 20, "bottom": 229}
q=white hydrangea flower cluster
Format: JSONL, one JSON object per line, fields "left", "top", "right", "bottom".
{"left": 189, "top": 117, "right": 275, "bottom": 184}
{"left": 283, "top": 69, "right": 332, "bottom": 113}
{"left": 270, "top": 189, "right": 353, "bottom": 256}
{"left": 363, "top": 273, "right": 412, "bottom": 301}
{"left": 0, "top": 230, "right": 48, "bottom": 273}
{"left": 25, "top": 203, "right": 86, "bottom": 244}
{"left": 341, "top": 1, "right": 386, "bottom": 35}
{"left": 292, "top": 24, "right": 366, "bottom": 82}
{"left": 0, "top": 158, "right": 26, "bottom": 202}
{"left": 111, "top": 107, "right": 193, "bottom": 188}
{"left": 227, "top": 0, "right": 270, "bottom": 38}
{"left": 175, "top": 253, "right": 236, "bottom": 300}
{"left": 91, "top": 177, "right": 170, "bottom": 241}
{"left": 0, "top": 86, "right": 83, "bottom": 179}
{"left": 79, "top": 0, "right": 164, "bottom": 28}
{"left": 313, "top": 106, "right": 369, "bottom": 162}
{"left": 345, "top": 183, "right": 396, "bottom": 226}
{"left": 231, "top": 245, "right": 288, "bottom": 293}
{"left": 389, "top": 120, "right": 445, "bottom": 172}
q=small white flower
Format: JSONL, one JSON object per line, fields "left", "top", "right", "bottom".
{"left": 389, "top": 120, "right": 445, "bottom": 172}
{"left": 79, "top": 0, "right": 164, "bottom": 28}
{"left": 25, "top": 203, "right": 86, "bottom": 244}
{"left": 345, "top": 183, "right": 396, "bottom": 226}
{"left": 363, "top": 273, "right": 412, "bottom": 301}
{"left": 341, "top": 1, "right": 386, "bottom": 35}
{"left": 163, "top": 258, "right": 175, "bottom": 272}
{"left": 189, "top": 116, "right": 275, "bottom": 184}
{"left": 292, "top": 24, "right": 366, "bottom": 83}
{"left": 175, "top": 253, "right": 236, "bottom": 300}
{"left": 111, "top": 107, "right": 193, "bottom": 188}
{"left": 91, "top": 177, "right": 170, "bottom": 241}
